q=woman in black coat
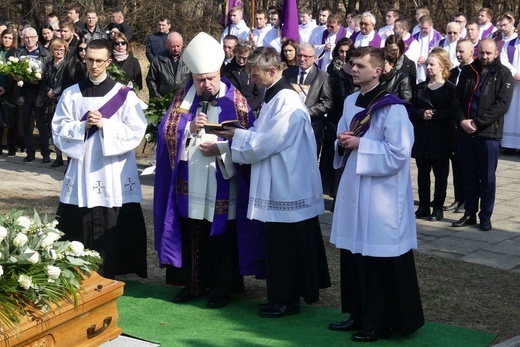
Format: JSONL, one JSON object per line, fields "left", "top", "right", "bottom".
{"left": 111, "top": 32, "right": 142, "bottom": 90}
{"left": 380, "top": 47, "right": 413, "bottom": 101}
{"left": 410, "top": 48, "right": 456, "bottom": 221}
{"left": 385, "top": 34, "right": 417, "bottom": 89}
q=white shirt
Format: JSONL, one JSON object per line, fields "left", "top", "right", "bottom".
{"left": 52, "top": 82, "right": 146, "bottom": 208}
{"left": 299, "top": 20, "right": 317, "bottom": 42}
{"left": 377, "top": 24, "right": 394, "bottom": 40}
{"left": 221, "top": 19, "right": 250, "bottom": 44}
{"left": 231, "top": 86, "right": 324, "bottom": 222}
{"left": 437, "top": 38, "right": 459, "bottom": 68}
{"left": 253, "top": 24, "right": 272, "bottom": 47}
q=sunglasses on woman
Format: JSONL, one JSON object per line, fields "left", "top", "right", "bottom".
{"left": 114, "top": 41, "right": 127, "bottom": 46}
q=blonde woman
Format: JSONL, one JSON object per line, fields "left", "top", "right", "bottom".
{"left": 410, "top": 47, "right": 456, "bottom": 222}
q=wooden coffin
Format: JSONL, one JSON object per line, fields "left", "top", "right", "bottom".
{"left": 0, "top": 272, "right": 124, "bottom": 347}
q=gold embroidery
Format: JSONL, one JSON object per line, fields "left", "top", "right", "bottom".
{"left": 214, "top": 200, "right": 229, "bottom": 214}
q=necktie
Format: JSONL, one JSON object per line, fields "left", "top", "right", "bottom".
{"left": 299, "top": 71, "right": 306, "bottom": 84}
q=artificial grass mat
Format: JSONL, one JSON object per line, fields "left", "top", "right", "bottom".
{"left": 117, "top": 281, "right": 496, "bottom": 346}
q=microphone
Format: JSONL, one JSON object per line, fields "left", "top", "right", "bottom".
{"left": 200, "top": 91, "right": 212, "bottom": 114}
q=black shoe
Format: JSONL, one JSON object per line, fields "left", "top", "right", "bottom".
{"left": 6, "top": 149, "right": 16, "bottom": 157}
{"left": 23, "top": 154, "right": 35, "bottom": 162}
{"left": 455, "top": 203, "right": 465, "bottom": 213}
{"left": 328, "top": 319, "right": 361, "bottom": 331}
{"left": 51, "top": 157, "right": 64, "bottom": 167}
{"left": 206, "top": 294, "right": 229, "bottom": 309}
{"left": 171, "top": 288, "right": 194, "bottom": 303}
{"left": 351, "top": 329, "right": 391, "bottom": 342}
{"left": 444, "top": 201, "right": 459, "bottom": 211}
{"left": 480, "top": 219, "right": 492, "bottom": 231}
{"left": 42, "top": 156, "right": 51, "bottom": 163}
{"left": 257, "top": 303, "right": 300, "bottom": 318}
{"left": 452, "top": 215, "right": 477, "bottom": 227}
{"left": 257, "top": 303, "right": 269, "bottom": 310}
{"left": 428, "top": 208, "right": 443, "bottom": 221}
{"left": 415, "top": 206, "right": 430, "bottom": 218}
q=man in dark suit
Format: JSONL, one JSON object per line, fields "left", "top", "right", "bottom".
{"left": 283, "top": 42, "right": 333, "bottom": 157}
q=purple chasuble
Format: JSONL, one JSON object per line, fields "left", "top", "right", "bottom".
{"left": 481, "top": 25, "right": 495, "bottom": 39}
{"left": 413, "top": 30, "right": 442, "bottom": 51}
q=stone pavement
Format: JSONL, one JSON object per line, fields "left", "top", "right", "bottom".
{"left": 1, "top": 151, "right": 520, "bottom": 346}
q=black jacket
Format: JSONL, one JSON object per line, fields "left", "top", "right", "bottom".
{"left": 145, "top": 32, "right": 168, "bottom": 62}
{"left": 37, "top": 58, "right": 68, "bottom": 107}
{"left": 114, "top": 53, "right": 143, "bottom": 90}
{"left": 452, "top": 58, "right": 513, "bottom": 138}
{"left": 410, "top": 80, "right": 456, "bottom": 160}
{"left": 14, "top": 45, "right": 50, "bottom": 92}
{"left": 380, "top": 67, "right": 413, "bottom": 102}
{"left": 221, "top": 58, "right": 264, "bottom": 111}
{"left": 146, "top": 50, "right": 190, "bottom": 98}
{"left": 396, "top": 55, "right": 417, "bottom": 88}
{"left": 326, "top": 60, "right": 356, "bottom": 125}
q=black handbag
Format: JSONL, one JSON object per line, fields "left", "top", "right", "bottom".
{"left": 0, "top": 98, "right": 17, "bottom": 128}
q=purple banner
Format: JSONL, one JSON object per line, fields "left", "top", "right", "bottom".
{"left": 281, "top": 0, "right": 300, "bottom": 43}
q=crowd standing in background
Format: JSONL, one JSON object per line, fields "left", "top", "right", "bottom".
{"left": 1, "top": 3, "right": 519, "bottom": 342}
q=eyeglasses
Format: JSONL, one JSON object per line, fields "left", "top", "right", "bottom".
{"left": 24, "top": 36, "right": 37, "bottom": 40}
{"left": 297, "top": 54, "right": 315, "bottom": 59}
{"left": 78, "top": 47, "right": 87, "bottom": 52}
{"left": 114, "top": 41, "right": 127, "bottom": 46}
{"left": 360, "top": 22, "right": 372, "bottom": 26}
{"left": 53, "top": 48, "right": 65, "bottom": 52}
{"left": 85, "top": 57, "right": 110, "bottom": 65}
{"left": 447, "top": 31, "right": 459, "bottom": 35}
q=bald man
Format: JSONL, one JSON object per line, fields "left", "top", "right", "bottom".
{"left": 146, "top": 32, "right": 190, "bottom": 98}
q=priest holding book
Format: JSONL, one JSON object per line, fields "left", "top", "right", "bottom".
{"left": 154, "top": 32, "right": 263, "bottom": 309}
{"left": 213, "top": 47, "right": 331, "bottom": 318}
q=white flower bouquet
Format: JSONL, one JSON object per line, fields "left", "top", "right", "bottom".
{"left": 0, "top": 210, "right": 102, "bottom": 330}
{"left": 0, "top": 56, "right": 43, "bottom": 87}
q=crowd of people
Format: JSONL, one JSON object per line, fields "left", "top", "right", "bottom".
{"left": 0, "top": 3, "right": 518, "bottom": 343}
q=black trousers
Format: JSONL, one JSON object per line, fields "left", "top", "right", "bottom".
{"left": 415, "top": 157, "right": 449, "bottom": 210}
{"left": 19, "top": 88, "right": 49, "bottom": 156}
{"left": 449, "top": 149, "right": 465, "bottom": 203}
{"left": 166, "top": 218, "right": 244, "bottom": 298}
{"left": 340, "top": 249, "right": 424, "bottom": 334}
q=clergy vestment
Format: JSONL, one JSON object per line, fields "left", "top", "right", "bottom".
{"left": 52, "top": 77, "right": 148, "bottom": 279}
{"left": 154, "top": 79, "right": 263, "bottom": 298}
{"left": 299, "top": 20, "right": 317, "bottom": 43}
{"left": 253, "top": 24, "right": 272, "bottom": 47}
{"left": 312, "top": 27, "right": 348, "bottom": 71}
{"left": 220, "top": 19, "right": 250, "bottom": 44}
{"left": 231, "top": 77, "right": 330, "bottom": 306}
{"left": 413, "top": 30, "right": 442, "bottom": 83}
{"left": 330, "top": 85, "right": 424, "bottom": 333}
{"left": 500, "top": 38, "right": 520, "bottom": 149}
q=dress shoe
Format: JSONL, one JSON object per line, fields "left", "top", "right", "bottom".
{"left": 480, "top": 219, "right": 492, "bottom": 231}
{"left": 351, "top": 329, "right": 391, "bottom": 342}
{"left": 455, "top": 203, "right": 465, "bottom": 213}
{"left": 23, "top": 153, "right": 35, "bottom": 162}
{"left": 206, "top": 294, "right": 229, "bottom": 309}
{"left": 171, "top": 288, "right": 194, "bottom": 303}
{"left": 257, "top": 303, "right": 300, "bottom": 318}
{"left": 257, "top": 303, "right": 269, "bottom": 310}
{"left": 415, "top": 206, "right": 430, "bottom": 219}
{"left": 6, "top": 149, "right": 16, "bottom": 157}
{"left": 444, "top": 201, "right": 459, "bottom": 211}
{"left": 428, "top": 208, "right": 443, "bottom": 221}
{"left": 452, "top": 215, "right": 477, "bottom": 227}
{"left": 51, "top": 157, "right": 64, "bottom": 167}
{"left": 42, "top": 156, "right": 51, "bottom": 163}
{"left": 328, "top": 319, "right": 361, "bottom": 331}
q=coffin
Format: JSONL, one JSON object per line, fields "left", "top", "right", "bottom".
{"left": 0, "top": 272, "right": 124, "bottom": 347}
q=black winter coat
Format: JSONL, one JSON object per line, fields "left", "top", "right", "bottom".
{"left": 221, "top": 58, "right": 264, "bottom": 111}
{"left": 380, "top": 67, "right": 413, "bottom": 102}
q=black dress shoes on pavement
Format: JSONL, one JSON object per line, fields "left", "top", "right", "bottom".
{"left": 171, "top": 288, "right": 194, "bottom": 303}
{"left": 257, "top": 303, "right": 300, "bottom": 318}
{"left": 428, "top": 208, "right": 443, "bottom": 221}
{"left": 351, "top": 329, "right": 391, "bottom": 342}
{"left": 452, "top": 215, "right": 477, "bottom": 227}
{"left": 328, "top": 318, "right": 360, "bottom": 331}
{"left": 480, "top": 219, "right": 492, "bottom": 231}
{"left": 23, "top": 153, "right": 35, "bottom": 162}
{"left": 206, "top": 294, "right": 229, "bottom": 309}
{"left": 415, "top": 206, "right": 430, "bottom": 219}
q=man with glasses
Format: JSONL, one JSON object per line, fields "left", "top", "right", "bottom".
{"left": 495, "top": 11, "right": 517, "bottom": 53}
{"left": 146, "top": 17, "right": 172, "bottom": 62}
{"left": 435, "top": 22, "right": 462, "bottom": 68}
{"left": 311, "top": 13, "right": 348, "bottom": 71}
{"left": 349, "top": 12, "right": 383, "bottom": 48}
{"left": 454, "top": 13, "right": 468, "bottom": 39}
{"left": 14, "top": 27, "right": 50, "bottom": 163}
{"left": 52, "top": 39, "right": 148, "bottom": 279}
{"left": 283, "top": 42, "right": 332, "bottom": 157}
{"left": 146, "top": 32, "right": 190, "bottom": 98}
{"left": 154, "top": 32, "right": 261, "bottom": 309}
{"left": 82, "top": 9, "right": 108, "bottom": 43}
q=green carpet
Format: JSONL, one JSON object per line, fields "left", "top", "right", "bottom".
{"left": 117, "top": 281, "right": 496, "bottom": 347}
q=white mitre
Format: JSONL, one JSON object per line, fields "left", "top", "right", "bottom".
{"left": 183, "top": 32, "right": 225, "bottom": 74}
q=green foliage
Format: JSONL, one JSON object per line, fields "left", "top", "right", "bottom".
{"left": 143, "top": 89, "right": 178, "bottom": 150}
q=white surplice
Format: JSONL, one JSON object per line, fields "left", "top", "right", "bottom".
{"left": 500, "top": 38, "right": 520, "bottom": 149}
{"left": 52, "top": 83, "right": 146, "bottom": 208}
{"left": 231, "top": 87, "right": 324, "bottom": 223}
{"left": 299, "top": 20, "right": 317, "bottom": 43}
{"left": 330, "top": 92, "right": 418, "bottom": 257}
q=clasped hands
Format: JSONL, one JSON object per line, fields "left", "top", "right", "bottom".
{"left": 338, "top": 131, "right": 359, "bottom": 150}
{"left": 85, "top": 110, "right": 103, "bottom": 129}
{"left": 460, "top": 119, "right": 477, "bottom": 135}
{"left": 423, "top": 109, "right": 433, "bottom": 120}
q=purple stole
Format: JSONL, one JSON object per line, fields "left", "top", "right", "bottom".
{"left": 154, "top": 79, "right": 265, "bottom": 276}
{"left": 80, "top": 86, "right": 132, "bottom": 139}
{"left": 507, "top": 38, "right": 518, "bottom": 64}
{"left": 321, "top": 26, "right": 347, "bottom": 44}
{"left": 403, "top": 35, "right": 415, "bottom": 52}
{"left": 350, "top": 30, "right": 383, "bottom": 47}
{"left": 481, "top": 25, "right": 495, "bottom": 39}
{"left": 413, "top": 30, "right": 442, "bottom": 52}
{"left": 350, "top": 92, "right": 409, "bottom": 137}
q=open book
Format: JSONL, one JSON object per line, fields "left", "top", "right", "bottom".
{"left": 204, "top": 120, "right": 244, "bottom": 132}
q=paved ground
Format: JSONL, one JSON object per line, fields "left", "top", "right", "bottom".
{"left": 1, "top": 150, "right": 520, "bottom": 346}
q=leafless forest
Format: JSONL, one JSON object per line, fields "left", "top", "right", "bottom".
{"left": 1, "top": 0, "right": 520, "bottom": 44}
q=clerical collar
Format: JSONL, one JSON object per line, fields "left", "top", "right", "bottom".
{"left": 90, "top": 73, "right": 108, "bottom": 85}
{"left": 356, "top": 84, "right": 385, "bottom": 108}
{"left": 264, "top": 76, "right": 292, "bottom": 104}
